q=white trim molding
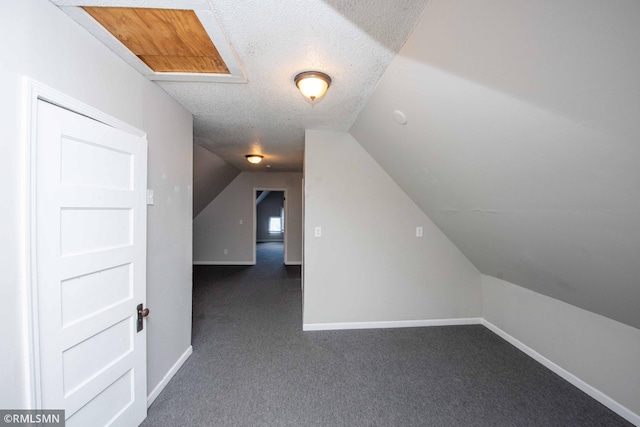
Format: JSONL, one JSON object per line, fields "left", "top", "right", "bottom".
{"left": 147, "top": 345, "right": 193, "bottom": 407}
{"left": 302, "top": 316, "right": 639, "bottom": 425}
{"left": 481, "top": 320, "right": 640, "bottom": 426}
{"left": 303, "top": 318, "right": 481, "bottom": 331}
{"left": 253, "top": 187, "right": 289, "bottom": 265}
{"left": 193, "top": 261, "right": 255, "bottom": 266}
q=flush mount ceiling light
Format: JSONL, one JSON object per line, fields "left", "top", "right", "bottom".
{"left": 294, "top": 71, "right": 332, "bottom": 104}
{"left": 245, "top": 154, "right": 264, "bottom": 164}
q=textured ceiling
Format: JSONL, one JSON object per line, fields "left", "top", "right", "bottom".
{"left": 155, "top": 0, "right": 430, "bottom": 171}
{"left": 52, "top": 0, "right": 429, "bottom": 170}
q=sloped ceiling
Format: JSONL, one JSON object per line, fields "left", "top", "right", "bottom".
{"left": 351, "top": 0, "right": 640, "bottom": 328}
{"left": 193, "top": 141, "right": 240, "bottom": 217}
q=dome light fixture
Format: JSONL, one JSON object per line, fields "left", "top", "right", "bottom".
{"left": 245, "top": 154, "right": 264, "bottom": 164}
{"left": 294, "top": 71, "right": 332, "bottom": 104}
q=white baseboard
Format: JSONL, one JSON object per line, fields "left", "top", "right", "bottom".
{"left": 193, "top": 261, "right": 255, "bottom": 266}
{"left": 143, "top": 322, "right": 637, "bottom": 425}
{"left": 481, "top": 320, "right": 640, "bottom": 426}
{"left": 147, "top": 345, "right": 193, "bottom": 408}
{"left": 302, "top": 317, "right": 638, "bottom": 424}
{"left": 303, "top": 318, "right": 481, "bottom": 331}
{"left": 194, "top": 260, "right": 301, "bottom": 266}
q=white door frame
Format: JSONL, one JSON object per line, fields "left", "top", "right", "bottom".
{"left": 21, "top": 78, "right": 147, "bottom": 409}
{"left": 253, "top": 187, "right": 288, "bottom": 264}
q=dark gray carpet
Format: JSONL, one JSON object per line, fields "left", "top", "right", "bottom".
{"left": 143, "top": 242, "right": 631, "bottom": 426}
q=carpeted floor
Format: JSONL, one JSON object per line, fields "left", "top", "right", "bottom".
{"left": 143, "top": 242, "right": 631, "bottom": 426}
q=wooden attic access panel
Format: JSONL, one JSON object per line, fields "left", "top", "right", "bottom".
{"left": 83, "top": 7, "right": 230, "bottom": 74}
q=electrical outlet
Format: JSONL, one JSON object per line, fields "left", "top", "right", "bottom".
{"left": 314, "top": 227, "right": 322, "bottom": 237}
{"left": 239, "top": 219, "right": 243, "bottom": 225}
{"left": 416, "top": 226, "right": 423, "bottom": 237}
{"left": 224, "top": 249, "right": 228, "bottom": 255}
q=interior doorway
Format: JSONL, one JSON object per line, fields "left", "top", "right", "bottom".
{"left": 253, "top": 188, "right": 287, "bottom": 264}
{"left": 29, "top": 92, "right": 148, "bottom": 426}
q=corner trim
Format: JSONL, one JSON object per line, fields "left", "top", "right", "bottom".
{"left": 481, "top": 320, "right": 640, "bottom": 426}
{"left": 303, "top": 318, "right": 481, "bottom": 331}
{"left": 193, "top": 261, "right": 255, "bottom": 265}
{"left": 147, "top": 345, "right": 193, "bottom": 408}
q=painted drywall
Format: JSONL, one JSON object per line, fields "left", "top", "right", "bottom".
{"left": 482, "top": 275, "right": 640, "bottom": 423}
{"left": 193, "top": 141, "right": 240, "bottom": 217}
{"left": 193, "top": 172, "right": 302, "bottom": 264}
{"left": 350, "top": 0, "right": 640, "bottom": 328}
{"left": 256, "top": 191, "right": 285, "bottom": 243}
{"left": 0, "top": 0, "right": 192, "bottom": 408}
{"left": 303, "top": 130, "right": 481, "bottom": 325}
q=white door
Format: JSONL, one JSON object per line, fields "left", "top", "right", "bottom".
{"left": 36, "top": 100, "right": 148, "bottom": 426}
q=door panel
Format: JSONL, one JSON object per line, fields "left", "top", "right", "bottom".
{"left": 60, "top": 136, "right": 133, "bottom": 190}
{"left": 60, "top": 263, "right": 132, "bottom": 326}
{"left": 66, "top": 370, "right": 135, "bottom": 427}
{"left": 36, "top": 100, "right": 147, "bottom": 426}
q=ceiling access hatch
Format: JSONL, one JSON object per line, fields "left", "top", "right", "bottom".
{"left": 83, "top": 7, "right": 229, "bottom": 74}
{"left": 51, "top": 1, "right": 246, "bottom": 83}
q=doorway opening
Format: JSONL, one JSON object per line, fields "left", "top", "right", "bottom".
{"left": 26, "top": 83, "right": 149, "bottom": 425}
{"left": 253, "top": 189, "right": 287, "bottom": 264}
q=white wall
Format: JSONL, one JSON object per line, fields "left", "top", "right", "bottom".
{"left": 193, "top": 141, "right": 240, "bottom": 217}
{"left": 482, "top": 275, "right": 640, "bottom": 424}
{"left": 350, "top": 0, "right": 640, "bottom": 329}
{"left": 193, "top": 172, "right": 303, "bottom": 264}
{"left": 303, "top": 130, "right": 481, "bottom": 326}
{"left": 0, "top": 1, "right": 192, "bottom": 407}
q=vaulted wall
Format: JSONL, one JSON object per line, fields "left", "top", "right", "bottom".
{"left": 193, "top": 141, "right": 240, "bottom": 217}
{"left": 303, "top": 130, "right": 482, "bottom": 326}
{"left": 193, "top": 172, "right": 303, "bottom": 265}
{"left": 350, "top": 0, "right": 640, "bottom": 328}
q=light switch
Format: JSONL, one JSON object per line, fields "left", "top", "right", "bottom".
{"left": 416, "top": 226, "right": 423, "bottom": 237}
{"left": 314, "top": 227, "right": 322, "bottom": 237}
{"left": 239, "top": 219, "right": 243, "bottom": 225}
{"left": 146, "top": 189, "right": 154, "bottom": 206}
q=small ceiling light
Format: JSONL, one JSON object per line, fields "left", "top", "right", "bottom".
{"left": 294, "top": 71, "right": 332, "bottom": 104}
{"left": 245, "top": 154, "right": 264, "bottom": 164}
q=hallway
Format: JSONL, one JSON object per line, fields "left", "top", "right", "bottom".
{"left": 143, "top": 243, "right": 629, "bottom": 426}
{"left": 143, "top": 242, "right": 305, "bottom": 426}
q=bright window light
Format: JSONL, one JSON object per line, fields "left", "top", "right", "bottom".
{"left": 269, "top": 217, "right": 282, "bottom": 233}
